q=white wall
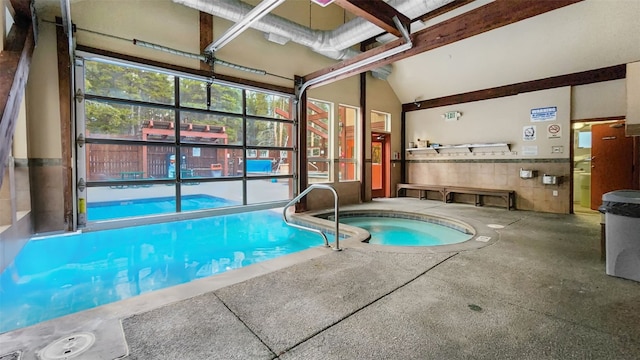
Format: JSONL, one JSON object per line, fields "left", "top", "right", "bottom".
{"left": 389, "top": 0, "right": 640, "bottom": 103}
{"left": 26, "top": 21, "right": 61, "bottom": 158}
{"left": 406, "top": 87, "right": 571, "bottom": 160}
{"left": 627, "top": 62, "right": 640, "bottom": 130}
{"left": 571, "top": 80, "right": 626, "bottom": 120}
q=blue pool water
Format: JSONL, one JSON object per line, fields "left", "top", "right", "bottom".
{"left": 340, "top": 216, "right": 472, "bottom": 246}
{"left": 0, "top": 210, "right": 325, "bottom": 333}
{"left": 88, "top": 195, "right": 235, "bottom": 221}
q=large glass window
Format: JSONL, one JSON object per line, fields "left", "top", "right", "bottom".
{"left": 371, "top": 110, "right": 391, "bottom": 132}
{"left": 338, "top": 105, "right": 359, "bottom": 181}
{"left": 79, "top": 58, "right": 295, "bottom": 223}
{"left": 307, "top": 99, "right": 331, "bottom": 183}
{"left": 85, "top": 61, "right": 175, "bottom": 105}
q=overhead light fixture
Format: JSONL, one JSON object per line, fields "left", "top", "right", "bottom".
{"left": 572, "top": 123, "right": 585, "bottom": 130}
{"left": 310, "top": 0, "right": 335, "bottom": 7}
{"left": 206, "top": 0, "right": 285, "bottom": 53}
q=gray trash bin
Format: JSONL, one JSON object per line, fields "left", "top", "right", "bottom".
{"left": 599, "top": 190, "right": 640, "bottom": 282}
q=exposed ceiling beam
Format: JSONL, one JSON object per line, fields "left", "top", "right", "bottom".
{"left": 416, "top": 0, "right": 475, "bottom": 23}
{"left": 199, "top": 11, "right": 213, "bottom": 70}
{"left": 304, "top": 0, "right": 583, "bottom": 86}
{"left": 403, "top": 64, "right": 626, "bottom": 112}
{"left": 0, "top": 23, "right": 35, "bottom": 188}
{"left": 8, "top": 0, "right": 31, "bottom": 22}
{"left": 333, "top": 0, "right": 410, "bottom": 37}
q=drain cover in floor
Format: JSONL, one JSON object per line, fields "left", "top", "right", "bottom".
{"left": 39, "top": 333, "right": 95, "bottom": 360}
{"left": 0, "top": 351, "right": 21, "bottom": 360}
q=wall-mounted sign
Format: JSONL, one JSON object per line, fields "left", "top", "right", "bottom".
{"left": 530, "top": 106, "right": 557, "bottom": 122}
{"left": 523, "top": 125, "right": 536, "bottom": 141}
{"left": 547, "top": 124, "right": 561, "bottom": 139}
{"left": 522, "top": 146, "right": 538, "bottom": 156}
{"left": 441, "top": 111, "right": 462, "bottom": 122}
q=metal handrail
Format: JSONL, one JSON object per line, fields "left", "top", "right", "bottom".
{"left": 282, "top": 184, "right": 341, "bottom": 251}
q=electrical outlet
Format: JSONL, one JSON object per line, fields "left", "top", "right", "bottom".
{"left": 553, "top": 190, "right": 558, "bottom": 197}
{"left": 551, "top": 146, "right": 563, "bottom": 154}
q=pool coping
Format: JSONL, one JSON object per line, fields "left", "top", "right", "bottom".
{"left": 293, "top": 208, "right": 499, "bottom": 254}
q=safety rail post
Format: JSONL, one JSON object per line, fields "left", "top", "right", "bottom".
{"left": 282, "top": 184, "right": 341, "bottom": 251}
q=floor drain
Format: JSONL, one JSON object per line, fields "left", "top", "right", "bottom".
{"left": 0, "top": 350, "right": 21, "bottom": 360}
{"left": 39, "top": 333, "right": 95, "bottom": 360}
{"left": 468, "top": 304, "right": 483, "bottom": 312}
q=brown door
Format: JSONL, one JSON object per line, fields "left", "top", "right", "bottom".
{"left": 371, "top": 133, "right": 388, "bottom": 198}
{"left": 590, "top": 122, "right": 634, "bottom": 209}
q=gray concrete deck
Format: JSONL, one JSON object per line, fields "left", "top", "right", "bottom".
{"left": 1, "top": 198, "right": 639, "bottom": 359}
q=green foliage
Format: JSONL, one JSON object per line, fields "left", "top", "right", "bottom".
{"left": 83, "top": 60, "right": 291, "bottom": 145}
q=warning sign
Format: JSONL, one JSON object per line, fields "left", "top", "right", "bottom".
{"left": 547, "top": 124, "right": 561, "bottom": 139}
{"left": 530, "top": 106, "right": 557, "bottom": 122}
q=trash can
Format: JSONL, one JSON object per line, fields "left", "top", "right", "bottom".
{"left": 210, "top": 163, "right": 222, "bottom": 177}
{"left": 599, "top": 190, "right": 640, "bottom": 282}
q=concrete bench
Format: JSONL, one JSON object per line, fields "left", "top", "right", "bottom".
{"left": 444, "top": 186, "right": 515, "bottom": 210}
{"left": 396, "top": 184, "right": 445, "bottom": 201}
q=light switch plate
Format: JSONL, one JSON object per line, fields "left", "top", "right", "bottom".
{"left": 551, "top": 146, "right": 563, "bottom": 154}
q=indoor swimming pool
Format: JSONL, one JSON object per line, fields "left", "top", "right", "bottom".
{"left": 0, "top": 209, "right": 325, "bottom": 333}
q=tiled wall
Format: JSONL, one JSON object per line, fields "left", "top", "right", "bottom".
{"left": 0, "top": 158, "right": 33, "bottom": 272}
{"left": 29, "top": 159, "right": 66, "bottom": 233}
{"left": 0, "top": 158, "right": 31, "bottom": 226}
{"left": 405, "top": 159, "right": 571, "bottom": 213}
{"left": 14, "top": 159, "right": 31, "bottom": 212}
{"left": 0, "top": 165, "right": 13, "bottom": 226}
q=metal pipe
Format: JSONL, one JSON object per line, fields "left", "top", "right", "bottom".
{"left": 205, "top": 0, "right": 285, "bottom": 53}
{"left": 282, "top": 183, "right": 341, "bottom": 250}
{"left": 298, "top": 15, "right": 412, "bottom": 98}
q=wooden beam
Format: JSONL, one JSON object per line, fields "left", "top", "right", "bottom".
{"left": 0, "top": 22, "right": 34, "bottom": 188}
{"left": 416, "top": 0, "right": 475, "bottom": 22}
{"left": 303, "top": 0, "right": 583, "bottom": 87}
{"left": 403, "top": 64, "right": 627, "bottom": 111}
{"left": 295, "top": 76, "right": 308, "bottom": 212}
{"left": 199, "top": 11, "right": 213, "bottom": 71}
{"left": 361, "top": 0, "right": 474, "bottom": 50}
{"left": 56, "top": 17, "right": 74, "bottom": 231}
{"left": 8, "top": 0, "right": 31, "bottom": 23}
{"left": 359, "top": 69, "right": 366, "bottom": 202}
{"left": 76, "top": 45, "right": 295, "bottom": 95}
{"left": 333, "top": 0, "right": 410, "bottom": 37}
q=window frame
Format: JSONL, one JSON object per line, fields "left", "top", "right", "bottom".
{"left": 75, "top": 52, "right": 297, "bottom": 228}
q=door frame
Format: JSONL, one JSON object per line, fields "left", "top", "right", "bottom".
{"left": 371, "top": 132, "right": 391, "bottom": 198}
{"left": 570, "top": 116, "right": 640, "bottom": 214}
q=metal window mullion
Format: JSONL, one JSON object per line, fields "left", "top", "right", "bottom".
{"left": 175, "top": 76, "right": 182, "bottom": 213}
{"left": 74, "top": 57, "right": 87, "bottom": 228}
{"left": 242, "top": 89, "right": 248, "bottom": 205}
{"left": 84, "top": 94, "right": 176, "bottom": 111}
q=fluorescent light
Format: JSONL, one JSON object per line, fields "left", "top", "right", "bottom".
{"left": 206, "top": 0, "right": 285, "bottom": 53}
{"left": 310, "top": 0, "right": 335, "bottom": 7}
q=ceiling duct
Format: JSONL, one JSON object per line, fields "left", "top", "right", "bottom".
{"left": 172, "top": 0, "right": 455, "bottom": 80}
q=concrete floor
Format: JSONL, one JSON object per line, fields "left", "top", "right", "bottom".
{"left": 1, "top": 198, "right": 639, "bottom": 359}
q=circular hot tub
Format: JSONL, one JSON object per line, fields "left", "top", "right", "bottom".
{"left": 315, "top": 210, "right": 479, "bottom": 249}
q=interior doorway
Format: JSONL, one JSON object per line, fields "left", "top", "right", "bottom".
{"left": 572, "top": 119, "right": 638, "bottom": 213}
{"left": 371, "top": 133, "right": 390, "bottom": 198}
